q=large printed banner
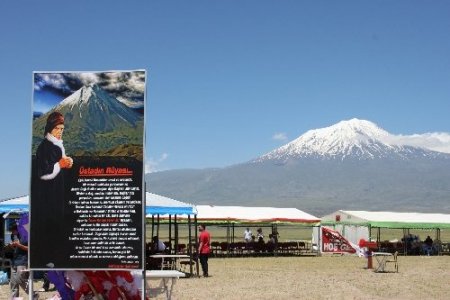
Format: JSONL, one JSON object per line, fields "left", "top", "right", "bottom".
{"left": 30, "top": 70, "right": 146, "bottom": 270}
{"left": 322, "top": 226, "right": 356, "bottom": 253}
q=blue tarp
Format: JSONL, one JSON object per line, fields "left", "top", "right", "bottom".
{"left": 0, "top": 193, "right": 197, "bottom": 216}
{"left": 0, "top": 204, "right": 28, "bottom": 213}
{"left": 146, "top": 206, "right": 196, "bottom": 215}
{"left": 145, "top": 192, "right": 197, "bottom": 216}
{"left": 0, "top": 195, "right": 28, "bottom": 213}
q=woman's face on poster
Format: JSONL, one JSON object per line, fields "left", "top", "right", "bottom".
{"left": 51, "top": 124, "right": 65, "bottom": 140}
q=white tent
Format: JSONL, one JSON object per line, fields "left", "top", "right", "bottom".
{"left": 320, "top": 210, "right": 450, "bottom": 254}
{"left": 173, "top": 205, "right": 321, "bottom": 255}
{"left": 189, "top": 205, "right": 320, "bottom": 225}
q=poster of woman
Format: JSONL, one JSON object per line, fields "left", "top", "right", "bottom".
{"left": 30, "top": 70, "right": 145, "bottom": 270}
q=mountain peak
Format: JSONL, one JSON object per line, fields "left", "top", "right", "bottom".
{"left": 32, "top": 84, "right": 143, "bottom": 154}
{"left": 332, "top": 118, "right": 387, "bottom": 134}
{"left": 52, "top": 84, "right": 141, "bottom": 130}
{"left": 312, "top": 118, "right": 389, "bottom": 141}
{"left": 256, "top": 119, "right": 432, "bottom": 162}
{"left": 58, "top": 84, "right": 104, "bottom": 108}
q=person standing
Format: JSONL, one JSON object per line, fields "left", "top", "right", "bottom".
{"left": 243, "top": 228, "right": 252, "bottom": 243}
{"left": 424, "top": 235, "right": 433, "bottom": 256}
{"left": 9, "top": 223, "right": 30, "bottom": 299}
{"left": 256, "top": 228, "right": 264, "bottom": 243}
{"left": 198, "top": 224, "right": 211, "bottom": 277}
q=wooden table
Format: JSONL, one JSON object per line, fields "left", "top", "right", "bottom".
{"left": 150, "top": 254, "right": 191, "bottom": 270}
{"left": 372, "top": 252, "right": 393, "bottom": 272}
{"left": 145, "top": 270, "right": 185, "bottom": 300}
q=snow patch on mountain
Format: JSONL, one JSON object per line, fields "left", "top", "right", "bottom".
{"left": 257, "top": 118, "right": 447, "bottom": 162}
{"left": 116, "top": 96, "right": 144, "bottom": 108}
{"left": 55, "top": 84, "right": 139, "bottom": 125}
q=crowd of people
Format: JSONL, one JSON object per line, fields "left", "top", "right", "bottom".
{"left": 401, "top": 234, "right": 439, "bottom": 256}
{"left": 242, "top": 227, "right": 279, "bottom": 253}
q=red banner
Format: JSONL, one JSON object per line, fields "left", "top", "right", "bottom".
{"left": 322, "top": 227, "right": 356, "bottom": 253}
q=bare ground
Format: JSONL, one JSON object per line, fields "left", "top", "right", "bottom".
{"left": 1, "top": 255, "right": 449, "bottom": 299}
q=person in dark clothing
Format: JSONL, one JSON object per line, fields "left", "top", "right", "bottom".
{"left": 31, "top": 111, "right": 73, "bottom": 268}
{"left": 267, "top": 234, "right": 276, "bottom": 253}
{"left": 255, "top": 228, "right": 265, "bottom": 252}
{"left": 424, "top": 236, "right": 433, "bottom": 256}
{"left": 9, "top": 224, "right": 30, "bottom": 298}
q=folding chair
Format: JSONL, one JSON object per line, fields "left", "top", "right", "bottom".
{"left": 161, "top": 257, "right": 174, "bottom": 270}
{"left": 385, "top": 251, "right": 398, "bottom": 272}
{"left": 179, "top": 257, "right": 198, "bottom": 276}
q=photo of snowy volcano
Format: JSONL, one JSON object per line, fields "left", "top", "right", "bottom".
{"left": 32, "top": 71, "right": 145, "bottom": 159}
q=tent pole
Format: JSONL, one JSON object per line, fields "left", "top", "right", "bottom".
{"left": 407, "top": 229, "right": 410, "bottom": 256}
{"left": 194, "top": 215, "right": 199, "bottom": 277}
{"left": 227, "top": 223, "right": 231, "bottom": 256}
{"left": 187, "top": 215, "right": 192, "bottom": 276}
{"left": 377, "top": 227, "right": 381, "bottom": 250}
{"left": 317, "top": 226, "right": 321, "bottom": 256}
{"left": 151, "top": 215, "right": 155, "bottom": 242}
{"left": 232, "top": 223, "right": 235, "bottom": 244}
{"left": 403, "top": 228, "right": 407, "bottom": 256}
{"left": 273, "top": 224, "right": 279, "bottom": 255}
{"left": 168, "top": 214, "right": 172, "bottom": 253}
{"left": 157, "top": 214, "right": 160, "bottom": 237}
{"left": 174, "top": 215, "right": 178, "bottom": 254}
{"left": 436, "top": 228, "right": 441, "bottom": 255}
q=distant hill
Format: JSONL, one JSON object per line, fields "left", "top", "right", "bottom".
{"left": 146, "top": 119, "right": 450, "bottom": 216}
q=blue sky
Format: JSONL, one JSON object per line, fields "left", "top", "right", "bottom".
{"left": 1, "top": 1, "right": 450, "bottom": 199}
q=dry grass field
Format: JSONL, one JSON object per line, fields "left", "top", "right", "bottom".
{"left": 173, "top": 255, "right": 450, "bottom": 300}
{"left": 1, "top": 255, "right": 449, "bottom": 300}
{"left": 2, "top": 225, "right": 448, "bottom": 299}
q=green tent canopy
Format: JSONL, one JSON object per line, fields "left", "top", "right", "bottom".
{"left": 321, "top": 210, "right": 450, "bottom": 229}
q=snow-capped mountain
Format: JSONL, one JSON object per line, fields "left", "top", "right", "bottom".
{"left": 55, "top": 84, "right": 141, "bottom": 130}
{"left": 257, "top": 118, "right": 442, "bottom": 162}
{"left": 147, "top": 118, "right": 450, "bottom": 215}
{"left": 32, "top": 85, "right": 143, "bottom": 155}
